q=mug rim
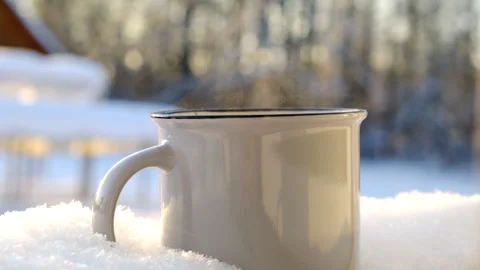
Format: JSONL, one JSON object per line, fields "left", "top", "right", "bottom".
{"left": 151, "top": 108, "right": 367, "bottom": 119}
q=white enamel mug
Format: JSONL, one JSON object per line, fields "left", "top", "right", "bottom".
{"left": 92, "top": 108, "right": 367, "bottom": 270}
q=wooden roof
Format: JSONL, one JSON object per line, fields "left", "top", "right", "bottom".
{"left": 0, "top": 0, "right": 63, "bottom": 54}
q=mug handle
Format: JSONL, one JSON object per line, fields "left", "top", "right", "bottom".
{"left": 92, "top": 140, "right": 175, "bottom": 242}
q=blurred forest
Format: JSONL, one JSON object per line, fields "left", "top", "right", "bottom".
{"left": 34, "top": 0, "right": 480, "bottom": 167}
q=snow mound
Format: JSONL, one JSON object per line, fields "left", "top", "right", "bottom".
{"left": 361, "top": 191, "right": 480, "bottom": 270}
{"left": 0, "top": 192, "right": 478, "bottom": 269}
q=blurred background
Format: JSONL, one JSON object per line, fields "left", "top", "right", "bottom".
{"left": 0, "top": 0, "right": 479, "bottom": 214}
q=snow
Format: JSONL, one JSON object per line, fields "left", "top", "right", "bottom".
{"left": 0, "top": 99, "right": 173, "bottom": 141}
{"left": 0, "top": 160, "right": 478, "bottom": 269}
{"left": 0, "top": 47, "right": 478, "bottom": 268}
{"left": 0, "top": 48, "right": 174, "bottom": 140}
{"left": 0, "top": 20, "right": 478, "bottom": 269}
{"left": 0, "top": 102, "right": 476, "bottom": 270}
{"left": 360, "top": 191, "right": 480, "bottom": 270}
{"left": 0, "top": 191, "right": 478, "bottom": 269}
{"left": 360, "top": 160, "right": 480, "bottom": 197}
{"left": 2, "top": 154, "right": 478, "bottom": 213}
{"left": 0, "top": 48, "right": 108, "bottom": 101}
{"left": 0, "top": 202, "right": 237, "bottom": 270}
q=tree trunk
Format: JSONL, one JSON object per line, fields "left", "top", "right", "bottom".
{"left": 473, "top": 73, "right": 480, "bottom": 172}
{"left": 180, "top": 4, "right": 195, "bottom": 77}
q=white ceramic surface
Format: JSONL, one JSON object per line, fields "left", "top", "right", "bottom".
{"left": 92, "top": 108, "right": 367, "bottom": 270}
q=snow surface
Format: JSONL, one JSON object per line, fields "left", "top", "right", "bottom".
{"left": 2, "top": 157, "right": 478, "bottom": 210}
{"left": 0, "top": 192, "right": 478, "bottom": 270}
{"left": 0, "top": 48, "right": 478, "bottom": 268}
{"left": 360, "top": 160, "right": 480, "bottom": 197}
{"left": 0, "top": 48, "right": 108, "bottom": 101}
{"left": 0, "top": 202, "right": 237, "bottom": 270}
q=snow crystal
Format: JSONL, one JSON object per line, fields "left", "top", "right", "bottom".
{"left": 0, "top": 192, "right": 478, "bottom": 269}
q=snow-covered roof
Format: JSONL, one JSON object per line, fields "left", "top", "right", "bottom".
{"left": 0, "top": 99, "right": 172, "bottom": 142}
{"left": 2, "top": 0, "right": 65, "bottom": 53}
{"left": 0, "top": 48, "right": 110, "bottom": 102}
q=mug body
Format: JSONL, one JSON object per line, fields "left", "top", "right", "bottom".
{"left": 152, "top": 109, "right": 367, "bottom": 270}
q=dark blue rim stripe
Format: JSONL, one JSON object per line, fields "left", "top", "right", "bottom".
{"left": 151, "top": 108, "right": 366, "bottom": 119}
